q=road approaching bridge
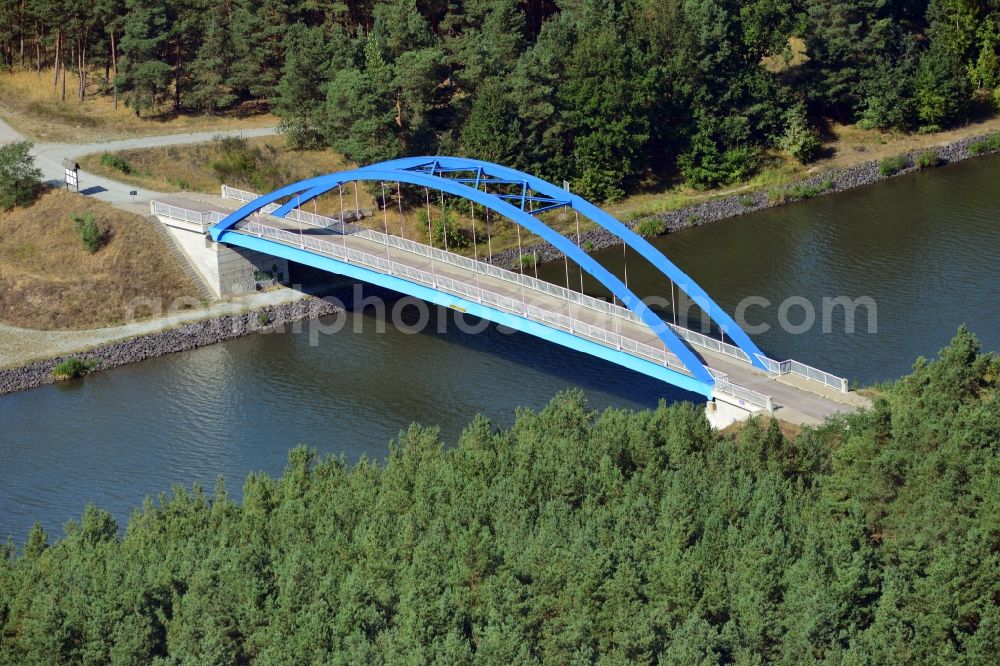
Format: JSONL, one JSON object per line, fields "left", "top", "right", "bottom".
{"left": 151, "top": 157, "right": 866, "bottom": 426}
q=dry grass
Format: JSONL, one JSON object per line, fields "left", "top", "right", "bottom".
{"left": 762, "top": 36, "right": 810, "bottom": 73}
{"left": 76, "top": 136, "right": 592, "bottom": 267}
{"left": 0, "top": 189, "right": 201, "bottom": 329}
{"left": 78, "top": 136, "right": 354, "bottom": 195}
{"left": 73, "top": 107, "right": 1000, "bottom": 269}
{"left": 0, "top": 69, "right": 275, "bottom": 143}
{"left": 606, "top": 151, "right": 805, "bottom": 221}
{"left": 609, "top": 112, "right": 1000, "bottom": 222}
{"left": 815, "top": 116, "right": 1000, "bottom": 168}
{"left": 722, "top": 415, "right": 804, "bottom": 441}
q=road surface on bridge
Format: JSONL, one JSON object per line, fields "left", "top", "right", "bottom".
{"left": 165, "top": 193, "right": 867, "bottom": 425}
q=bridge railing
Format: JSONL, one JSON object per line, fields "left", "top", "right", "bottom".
{"left": 151, "top": 202, "right": 224, "bottom": 230}
{"left": 218, "top": 187, "right": 847, "bottom": 394}
{"left": 788, "top": 360, "right": 849, "bottom": 393}
{"left": 220, "top": 187, "right": 758, "bottom": 362}
{"left": 667, "top": 324, "right": 752, "bottom": 364}
{"left": 754, "top": 354, "right": 848, "bottom": 393}
{"left": 238, "top": 219, "right": 699, "bottom": 378}
{"left": 222, "top": 185, "right": 364, "bottom": 225}
{"left": 707, "top": 368, "right": 773, "bottom": 412}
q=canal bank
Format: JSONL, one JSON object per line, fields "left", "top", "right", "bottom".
{"left": 0, "top": 294, "right": 341, "bottom": 396}
{"left": 2, "top": 151, "right": 998, "bottom": 541}
{"left": 490, "top": 130, "right": 1000, "bottom": 268}
{"left": 3, "top": 124, "right": 997, "bottom": 394}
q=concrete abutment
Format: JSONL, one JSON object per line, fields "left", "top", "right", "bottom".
{"left": 154, "top": 214, "right": 289, "bottom": 299}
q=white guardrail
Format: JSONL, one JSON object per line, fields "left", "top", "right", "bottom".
{"left": 156, "top": 195, "right": 778, "bottom": 410}
{"left": 247, "top": 220, "right": 778, "bottom": 411}
{"left": 217, "top": 187, "right": 846, "bottom": 397}
{"left": 151, "top": 201, "right": 224, "bottom": 230}
{"left": 220, "top": 187, "right": 761, "bottom": 364}
{"left": 754, "top": 355, "right": 848, "bottom": 393}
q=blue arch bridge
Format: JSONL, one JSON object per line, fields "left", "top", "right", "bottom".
{"left": 151, "top": 156, "right": 863, "bottom": 427}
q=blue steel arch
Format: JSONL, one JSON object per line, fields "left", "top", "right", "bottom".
{"left": 370, "top": 157, "right": 768, "bottom": 372}
{"left": 210, "top": 167, "right": 717, "bottom": 386}
{"left": 263, "top": 157, "right": 768, "bottom": 372}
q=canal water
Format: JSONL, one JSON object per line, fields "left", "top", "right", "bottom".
{"left": 2, "top": 155, "right": 998, "bottom": 541}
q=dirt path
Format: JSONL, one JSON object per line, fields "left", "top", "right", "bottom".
{"left": 0, "top": 117, "right": 278, "bottom": 210}
{"left": 0, "top": 118, "right": 307, "bottom": 370}
{"left": 0, "top": 288, "right": 304, "bottom": 368}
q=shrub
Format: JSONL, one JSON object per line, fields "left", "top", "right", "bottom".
{"left": 878, "top": 155, "right": 908, "bottom": 176}
{"left": 780, "top": 105, "right": 822, "bottom": 164}
{"left": 210, "top": 136, "right": 263, "bottom": 185}
{"left": 767, "top": 189, "right": 786, "bottom": 204}
{"left": 993, "top": 87, "right": 1000, "bottom": 112}
{"left": 72, "top": 212, "right": 103, "bottom": 253}
{"left": 968, "top": 132, "right": 1000, "bottom": 156}
{"left": 634, "top": 218, "right": 667, "bottom": 238}
{"left": 279, "top": 117, "right": 324, "bottom": 151}
{"left": 418, "top": 205, "right": 469, "bottom": 250}
{"left": 679, "top": 131, "right": 761, "bottom": 189}
{"left": 257, "top": 311, "right": 272, "bottom": 325}
{"left": 0, "top": 141, "right": 42, "bottom": 210}
{"left": 519, "top": 252, "right": 537, "bottom": 271}
{"left": 739, "top": 196, "right": 755, "bottom": 207}
{"left": 915, "top": 150, "right": 941, "bottom": 169}
{"left": 769, "top": 178, "right": 833, "bottom": 204}
{"left": 583, "top": 241, "right": 594, "bottom": 251}
{"left": 575, "top": 165, "right": 625, "bottom": 203}
{"left": 52, "top": 357, "right": 95, "bottom": 380}
{"left": 100, "top": 153, "right": 133, "bottom": 175}
{"left": 254, "top": 264, "right": 284, "bottom": 284}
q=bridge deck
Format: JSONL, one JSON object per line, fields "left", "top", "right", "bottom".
{"left": 240, "top": 212, "right": 863, "bottom": 423}
{"left": 152, "top": 194, "right": 866, "bottom": 424}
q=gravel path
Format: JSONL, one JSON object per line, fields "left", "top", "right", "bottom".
{"left": 0, "top": 289, "right": 306, "bottom": 369}
{"left": 0, "top": 294, "right": 343, "bottom": 396}
{"left": 0, "top": 118, "right": 303, "bottom": 379}
{"left": 0, "top": 117, "right": 279, "bottom": 209}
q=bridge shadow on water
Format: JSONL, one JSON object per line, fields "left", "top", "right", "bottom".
{"left": 316, "top": 278, "right": 703, "bottom": 411}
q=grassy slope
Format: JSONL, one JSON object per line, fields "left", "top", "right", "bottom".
{"left": 607, "top": 115, "right": 1000, "bottom": 220}
{"left": 0, "top": 190, "right": 201, "bottom": 330}
{"left": 75, "top": 137, "right": 620, "bottom": 268}
{"left": 73, "top": 113, "right": 1000, "bottom": 271}
{"left": 77, "top": 136, "right": 354, "bottom": 196}
{"left": 0, "top": 70, "right": 275, "bottom": 143}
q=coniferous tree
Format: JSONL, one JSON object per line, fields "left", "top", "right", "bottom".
{"left": 556, "top": 1, "right": 651, "bottom": 201}
{"left": 117, "top": 0, "right": 171, "bottom": 116}
{"left": 275, "top": 24, "right": 338, "bottom": 148}
{"left": 915, "top": 43, "right": 972, "bottom": 130}
{"left": 187, "top": 2, "right": 238, "bottom": 113}
{"left": 323, "top": 0, "right": 444, "bottom": 164}
{"left": 229, "top": 0, "right": 296, "bottom": 100}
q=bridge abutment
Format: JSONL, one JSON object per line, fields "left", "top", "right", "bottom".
{"left": 153, "top": 207, "right": 289, "bottom": 299}
{"left": 705, "top": 394, "right": 768, "bottom": 429}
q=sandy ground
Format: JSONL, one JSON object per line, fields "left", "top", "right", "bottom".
{"left": 0, "top": 288, "right": 305, "bottom": 368}
{"left": 0, "top": 118, "right": 304, "bottom": 368}
{"left": 0, "top": 118, "right": 279, "bottom": 209}
{"left": 814, "top": 116, "right": 1000, "bottom": 171}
